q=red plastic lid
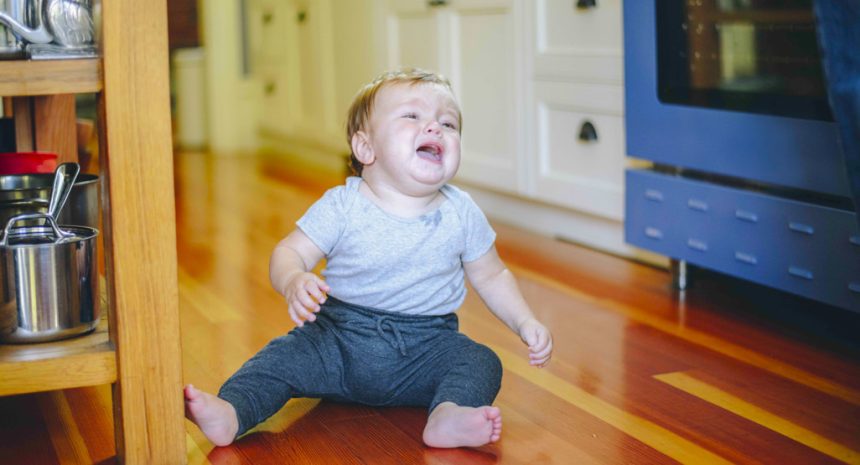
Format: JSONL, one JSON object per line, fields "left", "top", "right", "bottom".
{"left": 0, "top": 152, "right": 58, "bottom": 175}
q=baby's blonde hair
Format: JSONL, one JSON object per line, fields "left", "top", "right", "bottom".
{"left": 346, "top": 68, "right": 461, "bottom": 176}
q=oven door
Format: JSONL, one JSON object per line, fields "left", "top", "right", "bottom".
{"left": 624, "top": 0, "right": 850, "bottom": 198}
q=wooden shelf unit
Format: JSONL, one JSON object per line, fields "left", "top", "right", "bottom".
{"left": 0, "top": 2, "right": 185, "bottom": 463}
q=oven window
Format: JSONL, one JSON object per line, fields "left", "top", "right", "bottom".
{"left": 656, "top": 0, "right": 832, "bottom": 120}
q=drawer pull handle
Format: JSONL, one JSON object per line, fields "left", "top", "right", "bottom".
{"left": 428, "top": 0, "right": 448, "bottom": 7}
{"left": 849, "top": 282, "right": 860, "bottom": 294}
{"left": 734, "top": 252, "right": 757, "bottom": 265}
{"left": 788, "top": 266, "right": 814, "bottom": 280}
{"left": 645, "top": 189, "right": 664, "bottom": 202}
{"left": 687, "top": 238, "right": 708, "bottom": 252}
{"left": 576, "top": 0, "right": 597, "bottom": 9}
{"left": 850, "top": 235, "right": 860, "bottom": 246}
{"left": 735, "top": 209, "right": 758, "bottom": 223}
{"left": 578, "top": 121, "right": 598, "bottom": 142}
{"left": 687, "top": 199, "right": 708, "bottom": 212}
{"left": 645, "top": 227, "right": 663, "bottom": 240}
{"left": 788, "top": 222, "right": 814, "bottom": 235}
{"left": 264, "top": 81, "right": 276, "bottom": 95}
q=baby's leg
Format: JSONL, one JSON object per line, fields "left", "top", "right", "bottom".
{"left": 184, "top": 384, "right": 239, "bottom": 446}
{"left": 422, "top": 341, "right": 504, "bottom": 448}
{"left": 194, "top": 322, "right": 342, "bottom": 445}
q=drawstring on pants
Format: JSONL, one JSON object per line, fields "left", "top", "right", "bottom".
{"left": 376, "top": 316, "right": 407, "bottom": 356}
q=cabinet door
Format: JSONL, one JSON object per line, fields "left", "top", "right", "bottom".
{"left": 247, "top": 0, "right": 291, "bottom": 135}
{"left": 446, "top": 0, "right": 521, "bottom": 193}
{"left": 383, "top": 0, "right": 522, "bottom": 194}
{"left": 384, "top": 0, "right": 441, "bottom": 70}
{"left": 289, "top": 0, "right": 338, "bottom": 142}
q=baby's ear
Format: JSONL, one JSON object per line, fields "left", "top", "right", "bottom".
{"left": 351, "top": 131, "right": 375, "bottom": 165}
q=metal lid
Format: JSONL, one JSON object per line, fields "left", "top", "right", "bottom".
{"left": 0, "top": 213, "right": 98, "bottom": 248}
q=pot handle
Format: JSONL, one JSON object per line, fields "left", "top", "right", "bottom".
{"left": 0, "top": 213, "right": 75, "bottom": 246}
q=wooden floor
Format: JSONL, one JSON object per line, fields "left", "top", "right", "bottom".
{"left": 1, "top": 151, "right": 859, "bottom": 464}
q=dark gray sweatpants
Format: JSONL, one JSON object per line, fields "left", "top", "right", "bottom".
{"left": 218, "top": 297, "right": 503, "bottom": 437}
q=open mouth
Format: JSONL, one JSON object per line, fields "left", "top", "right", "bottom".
{"left": 416, "top": 142, "right": 444, "bottom": 163}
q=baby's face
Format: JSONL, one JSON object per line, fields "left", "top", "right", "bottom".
{"left": 363, "top": 82, "right": 462, "bottom": 195}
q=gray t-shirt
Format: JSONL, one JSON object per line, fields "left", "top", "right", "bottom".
{"left": 296, "top": 177, "right": 496, "bottom": 315}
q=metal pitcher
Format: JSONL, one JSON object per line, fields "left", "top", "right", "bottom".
{"left": 0, "top": 0, "right": 94, "bottom": 58}
{"left": 0, "top": 0, "right": 44, "bottom": 58}
{"left": 0, "top": 0, "right": 51, "bottom": 51}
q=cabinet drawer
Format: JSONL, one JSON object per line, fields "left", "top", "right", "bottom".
{"left": 530, "top": 81, "right": 625, "bottom": 220}
{"left": 532, "top": 0, "right": 623, "bottom": 82}
{"left": 625, "top": 169, "right": 860, "bottom": 312}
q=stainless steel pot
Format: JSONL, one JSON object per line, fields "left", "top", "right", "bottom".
{"left": 0, "top": 173, "right": 98, "bottom": 228}
{"left": 0, "top": 212, "right": 99, "bottom": 343}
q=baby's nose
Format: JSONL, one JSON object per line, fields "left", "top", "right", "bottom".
{"left": 425, "top": 121, "right": 442, "bottom": 133}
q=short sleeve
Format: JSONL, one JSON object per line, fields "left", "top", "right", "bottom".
{"left": 295, "top": 184, "right": 350, "bottom": 255}
{"left": 457, "top": 189, "right": 497, "bottom": 262}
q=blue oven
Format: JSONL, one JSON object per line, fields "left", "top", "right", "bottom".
{"left": 623, "top": 0, "right": 860, "bottom": 311}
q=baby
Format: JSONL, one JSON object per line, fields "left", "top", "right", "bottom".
{"left": 185, "top": 68, "right": 553, "bottom": 449}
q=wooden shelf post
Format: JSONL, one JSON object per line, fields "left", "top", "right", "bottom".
{"left": 100, "top": 0, "right": 185, "bottom": 463}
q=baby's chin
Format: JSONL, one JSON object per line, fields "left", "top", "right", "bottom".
{"left": 410, "top": 169, "right": 455, "bottom": 189}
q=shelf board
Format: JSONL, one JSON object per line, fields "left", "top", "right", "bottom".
{"left": 0, "top": 319, "right": 116, "bottom": 396}
{"left": 0, "top": 58, "right": 102, "bottom": 96}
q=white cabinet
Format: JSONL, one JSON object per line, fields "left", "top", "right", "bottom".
{"left": 524, "top": 0, "right": 627, "bottom": 220}
{"left": 245, "top": 0, "right": 635, "bottom": 254}
{"left": 383, "top": 0, "right": 523, "bottom": 194}
{"left": 247, "top": 0, "right": 339, "bottom": 145}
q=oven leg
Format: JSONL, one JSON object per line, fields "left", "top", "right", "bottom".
{"left": 670, "top": 259, "right": 692, "bottom": 290}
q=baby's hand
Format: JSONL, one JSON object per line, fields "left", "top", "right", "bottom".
{"left": 518, "top": 318, "right": 553, "bottom": 367}
{"left": 283, "top": 272, "right": 330, "bottom": 327}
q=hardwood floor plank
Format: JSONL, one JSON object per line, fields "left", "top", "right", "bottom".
{"left": 178, "top": 268, "right": 244, "bottom": 324}
{"left": 458, "top": 279, "right": 857, "bottom": 464}
{"left": 676, "top": 368, "right": 860, "bottom": 447}
{"left": 490, "top": 344, "right": 734, "bottom": 465}
{"left": 506, "top": 263, "right": 860, "bottom": 405}
{"left": 655, "top": 371, "right": 860, "bottom": 464}
{"left": 496, "top": 224, "right": 860, "bottom": 383}
{"left": 496, "top": 370, "right": 675, "bottom": 464}
{"left": 322, "top": 414, "right": 429, "bottom": 464}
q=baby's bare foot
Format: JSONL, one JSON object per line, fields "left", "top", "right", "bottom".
{"left": 184, "top": 384, "right": 239, "bottom": 447}
{"left": 422, "top": 402, "right": 502, "bottom": 448}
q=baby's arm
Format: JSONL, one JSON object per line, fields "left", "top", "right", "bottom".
{"left": 270, "top": 229, "right": 330, "bottom": 327}
{"left": 464, "top": 247, "right": 553, "bottom": 367}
